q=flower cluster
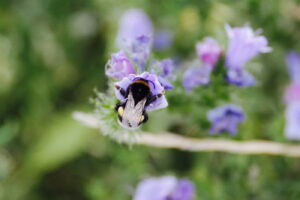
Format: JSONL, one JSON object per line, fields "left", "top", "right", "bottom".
{"left": 99, "top": 9, "right": 272, "bottom": 135}
{"left": 183, "top": 24, "right": 271, "bottom": 90}
{"left": 133, "top": 176, "right": 195, "bottom": 200}
{"left": 106, "top": 9, "right": 176, "bottom": 113}
{"left": 181, "top": 24, "right": 271, "bottom": 135}
{"left": 284, "top": 52, "right": 300, "bottom": 140}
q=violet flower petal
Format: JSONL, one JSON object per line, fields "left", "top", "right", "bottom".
{"left": 182, "top": 66, "right": 211, "bottom": 91}
{"left": 225, "top": 24, "right": 272, "bottom": 70}
{"left": 133, "top": 176, "right": 177, "bottom": 200}
{"left": 116, "top": 9, "right": 153, "bottom": 49}
{"left": 286, "top": 51, "right": 300, "bottom": 84}
{"left": 207, "top": 104, "right": 245, "bottom": 135}
{"left": 153, "top": 30, "right": 173, "bottom": 51}
{"left": 285, "top": 102, "right": 300, "bottom": 140}
{"left": 169, "top": 179, "right": 195, "bottom": 200}
{"left": 196, "top": 37, "right": 222, "bottom": 69}
{"left": 226, "top": 69, "right": 256, "bottom": 87}
{"left": 105, "top": 50, "right": 135, "bottom": 80}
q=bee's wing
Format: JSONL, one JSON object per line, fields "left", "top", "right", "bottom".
{"left": 123, "top": 92, "right": 146, "bottom": 128}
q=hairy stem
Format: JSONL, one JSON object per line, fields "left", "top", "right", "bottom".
{"left": 73, "top": 111, "right": 300, "bottom": 157}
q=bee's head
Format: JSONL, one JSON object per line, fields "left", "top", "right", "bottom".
{"left": 115, "top": 92, "right": 148, "bottom": 129}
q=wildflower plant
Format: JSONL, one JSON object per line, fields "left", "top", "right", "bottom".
{"left": 92, "top": 8, "right": 272, "bottom": 142}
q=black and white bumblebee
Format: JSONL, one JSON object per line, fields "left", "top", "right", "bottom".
{"left": 115, "top": 79, "right": 163, "bottom": 129}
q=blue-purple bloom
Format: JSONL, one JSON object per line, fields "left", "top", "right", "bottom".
{"left": 153, "top": 30, "right": 174, "bottom": 51}
{"left": 225, "top": 24, "right": 272, "bottom": 87}
{"left": 105, "top": 50, "right": 135, "bottom": 80}
{"left": 286, "top": 51, "right": 300, "bottom": 84}
{"left": 133, "top": 176, "right": 195, "bottom": 200}
{"left": 284, "top": 52, "right": 300, "bottom": 140}
{"left": 182, "top": 66, "right": 211, "bottom": 91}
{"left": 196, "top": 37, "right": 222, "bottom": 68}
{"left": 128, "top": 35, "right": 153, "bottom": 70}
{"left": 152, "top": 58, "right": 176, "bottom": 90}
{"left": 226, "top": 69, "right": 256, "bottom": 87}
{"left": 116, "top": 9, "right": 153, "bottom": 49}
{"left": 285, "top": 102, "right": 300, "bottom": 140}
{"left": 207, "top": 104, "right": 245, "bottom": 135}
{"left": 114, "top": 72, "right": 168, "bottom": 111}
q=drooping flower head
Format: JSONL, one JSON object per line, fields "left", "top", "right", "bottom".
{"left": 286, "top": 51, "right": 300, "bottom": 84}
{"left": 207, "top": 104, "right": 245, "bottom": 135}
{"left": 116, "top": 9, "right": 153, "bottom": 49}
{"left": 225, "top": 24, "right": 272, "bottom": 87}
{"left": 114, "top": 72, "right": 168, "bottom": 111}
{"left": 182, "top": 66, "right": 211, "bottom": 91}
{"left": 225, "top": 24, "right": 272, "bottom": 69}
{"left": 105, "top": 50, "right": 135, "bottom": 80}
{"left": 133, "top": 176, "right": 195, "bottom": 200}
{"left": 196, "top": 37, "right": 222, "bottom": 68}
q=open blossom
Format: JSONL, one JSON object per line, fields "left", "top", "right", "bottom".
{"left": 225, "top": 24, "right": 272, "bottom": 87}
{"left": 133, "top": 176, "right": 195, "bottom": 200}
{"left": 114, "top": 72, "right": 168, "bottom": 111}
{"left": 105, "top": 51, "right": 135, "bottom": 80}
{"left": 182, "top": 66, "right": 211, "bottom": 91}
{"left": 196, "top": 37, "right": 222, "bottom": 68}
{"left": 207, "top": 104, "right": 245, "bottom": 135}
{"left": 116, "top": 9, "right": 153, "bottom": 48}
{"left": 284, "top": 52, "right": 300, "bottom": 140}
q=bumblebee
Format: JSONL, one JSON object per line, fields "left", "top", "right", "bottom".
{"left": 115, "top": 79, "right": 163, "bottom": 129}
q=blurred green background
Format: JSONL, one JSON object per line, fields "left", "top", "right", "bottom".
{"left": 1, "top": 0, "right": 300, "bottom": 199}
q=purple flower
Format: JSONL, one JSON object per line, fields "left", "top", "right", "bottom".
{"left": 133, "top": 176, "right": 195, "bottom": 200}
{"left": 284, "top": 52, "right": 300, "bottom": 140}
{"left": 225, "top": 24, "right": 272, "bottom": 69}
{"left": 114, "top": 72, "right": 168, "bottom": 111}
{"left": 284, "top": 84, "right": 300, "bottom": 104}
{"left": 207, "top": 104, "right": 245, "bottom": 135}
{"left": 225, "top": 24, "right": 272, "bottom": 87}
{"left": 151, "top": 59, "right": 176, "bottom": 90}
{"left": 116, "top": 9, "right": 153, "bottom": 49}
{"left": 105, "top": 51, "right": 135, "bottom": 80}
{"left": 286, "top": 51, "right": 300, "bottom": 84}
{"left": 169, "top": 179, "right": 195, "bottom": 200}
{"left": 128, "top": 35, "right": 152, "bottom": 70}
{"left": 182, "top": 66, "right": 211, "bottom": 91}
{"left": 226, "top": 69, "right": 256, "bottom": 87}
{"left": 285, "top": 102, "right": 300, "bottom": 140}
{"left": 153, "top": 30, "right": 173, "bottom": 51}
{"left": 157, "top": 58, "right": 175, "bottom": 77}
{"left": 196, "top": 37, "right": 222, "bottom": 68}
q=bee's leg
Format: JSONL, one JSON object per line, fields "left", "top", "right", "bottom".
{"left": 115, "top": 85, "right": 126, "bottom": 98}
{"left": 115, "top": 101, "right": 122, "bottom": 111}
{"left": 146, "top": 93, "right": 163, "bottom": 106}
{"left": 142, "top": 112, "right": 148, "bottom": 123}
